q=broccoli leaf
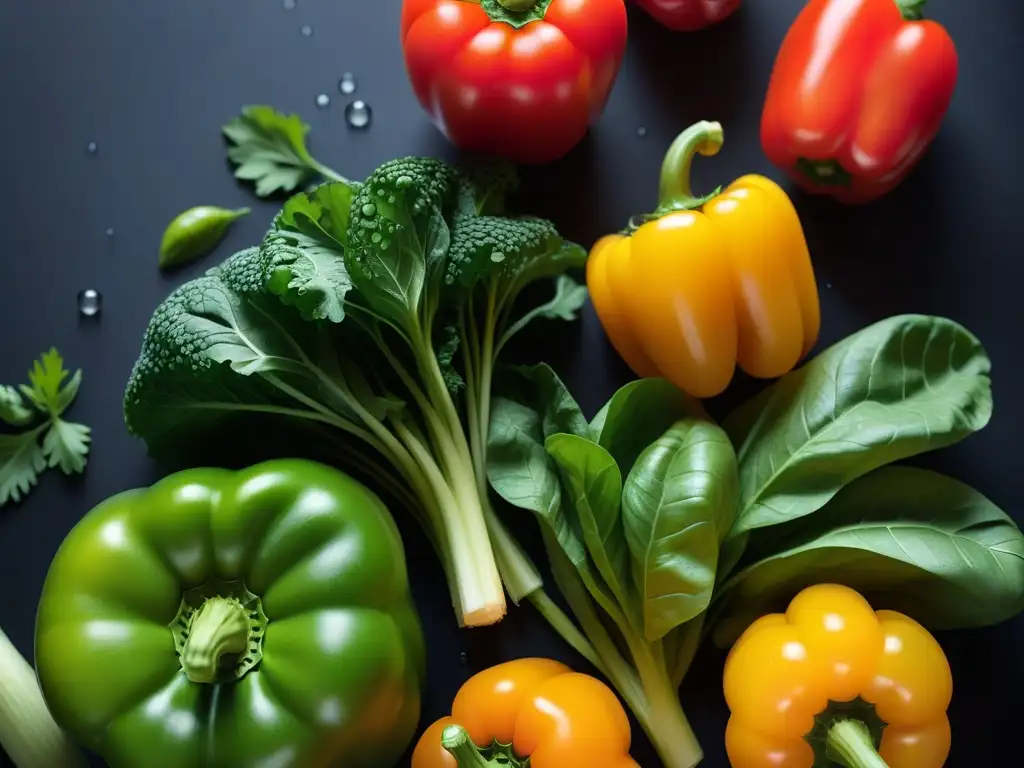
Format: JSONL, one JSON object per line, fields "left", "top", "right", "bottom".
{"left": 346, "top": 158, "right": 457, "bottom": 326}
{"left": 0, "top": 428, "right": 46, "bottom": 506}
{"left": 224, "top": 106, "right": 340, "bottom": 197}
{"left": 500, "top": 275, "right": 588, "bottom": 351}
{"left": 264, "top": 183, "right": 358, "bottom": 323}
{"left": 124, "top": 248, "right": 343, "bottom": 456}
{"left": 0, "top": 386, "right": 34, "bottom": 427}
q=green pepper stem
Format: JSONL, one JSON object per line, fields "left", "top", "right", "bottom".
{"left": 657, "top": 120, "right": 725, "bottom": 212}
{"left": 895, "top": 0, "right": 927, "bottom": 21}
{"left": 441, "top": 725, "right": 495, "bottom": 768}
{"left": 826, "top": 719, "right": 890, "bottom": 768}
{"left": 180, "top": 597, "right": 251, "bottom": 683}
{"left": 498, "top": 0, "right": 536, "bottom": 10}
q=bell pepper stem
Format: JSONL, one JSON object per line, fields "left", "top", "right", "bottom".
{"left": 442, "top": 724, "right": 496, "bottom": 768}
{"left": 895, "top": 0, "right": 927, "bottom": 21}
{"left": 498, "top": 0, "right": 536, "bottom": 10}
{"left": 181, "top": 596, "right": 252, "bottom": 683}
{"left": 826, "top": 719, "right": 890, "bottom": 768}
{"left": 657, "top": 120, "right": 725, "bottom": 212}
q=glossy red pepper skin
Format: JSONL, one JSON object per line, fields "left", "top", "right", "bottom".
{"left": 401, "top": 0, "right": 628, "bottom": 165}
{"left": 633, "top": 0, "right": 741, "bottom": 31}
{"left": 761, "top": 0, "right": 958, "bottom": 204}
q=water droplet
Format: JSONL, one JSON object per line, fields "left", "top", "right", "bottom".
{"left": 362, "top": 203, "right": 377, "bottom": 217}
{"left": 77, "top": 289, "right": 102, "bottom": 317}
{"left": 490, "top": 251, "right": 506, "bottom": 263}
{"left": 315, "top": 93, "right": 331, "bottom": 109}
{"left": 826, "top": 282, "right": 833, "bottom": 289}
{"left": 86, "top": 141, "right": 98, "bottom": 155}
{"left": 459, "top": 652, "right": 468, "bottom": 665}
{"left": 637, "top": 126, "right": 648, "bottom": 137}
{"left": 345, "top": 100, "right": 372, "bottom": 130}
{"left": 338, "top": 73, "right": 357, "bottom": 95}
{"left": 376, "top": 188, "right": 386, "bottom": 197}
{"left": 380, "top": 239, "right": 391, "bottom": 250}
{"left": 371, "top": 232, "right": 382, "bottom": 243}
{"left": 105, "top": 227, "right": 114, "bottom": 236}
{"left": 387, "top": 196, "right": 396, "bottom": 204}
{"left": 283, "top": 0, "right": 296, "bottom": 9}
{"left": 300, "top": 24, "right": 313, "bottom": 37}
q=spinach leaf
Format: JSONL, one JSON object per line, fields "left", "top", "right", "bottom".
{"left": 712, "top": 466, "right": 1024, "bottom": 647}
{"left": 622, "top": 420, "right": 739, "bottom": 641}
{"left": 546, "top": 434, "right": 634, "bottom": 617}
{"left": 724, "top": 315, "right": 992, "bottom": 539}
{"left": 487, "top": 364, "right": 588, "bottom": 565}
{"left": 591, "top": 378, "right": 707, "bottom": 476}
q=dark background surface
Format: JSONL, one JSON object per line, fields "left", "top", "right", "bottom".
{"left": 1, "top": 0, "right": 1022, "bottom": 765}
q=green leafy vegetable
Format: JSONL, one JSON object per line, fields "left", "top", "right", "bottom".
{"left": 0, "top": 386, "right": 33, "bottom": 427}
{"left": 712, "top": 467, "right": 1024, "bottom": 647}
{"left": 622, "top": 420, "right": 738, "bottom": 642}
{"left": 158, "top": 205, "right": 250, "bottom": 269}
{"left": 126, "top": 144, "right": 588, "bottom": 630}
{"left": 223, "top": 105, "right": 345, "bottom": 196}
{"left": 488, "top": 367, "right": 712, "bottom": 768}
{"left": 724, "top": 315, "right": 992, "bottom": 541}
{"left": 1, "top": 349, "right": 91, "bottom": 508}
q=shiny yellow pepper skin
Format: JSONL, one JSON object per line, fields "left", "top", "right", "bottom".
{"left": 723, "top": 584, "right": 953, "bottom": 768}
{"left": 587, "top": 121, "right": 821, "bottom": 399}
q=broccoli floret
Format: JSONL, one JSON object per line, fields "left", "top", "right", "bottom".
{"left": 456, "top": 158, "right": 520, "bottom": 217}
{"left": 346, "top": 157, "right": 458, "bottom": 279}
{"left": 445, "top": 216, "right": 562, "bottom": 289}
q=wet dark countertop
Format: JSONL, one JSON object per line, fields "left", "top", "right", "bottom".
{"left": 1, "top": 1, "right": 1022, "bottom": 765}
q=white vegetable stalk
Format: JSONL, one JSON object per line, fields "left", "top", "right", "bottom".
{"left": 0, "top": 628, "right": 83, "bottom": 768}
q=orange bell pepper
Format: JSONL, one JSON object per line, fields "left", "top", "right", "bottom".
{"left": 723, "top": 584, "right": 953, "bottom": 768}
{"left": 411, "top": 658, "right": 640, "bottom": 768}
{"left": 587, "top": 120, "right": 821, "bottom": 399}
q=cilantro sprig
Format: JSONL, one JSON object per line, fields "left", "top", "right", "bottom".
{"left": 223, "top": 105, "right": 347, "bottom": 197}
{"left": 0, "top": 349, "right": 91, "bottom": 507}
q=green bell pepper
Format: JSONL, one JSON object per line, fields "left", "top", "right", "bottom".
{"left": 34, "top": 459, "right": 425, "bottom": 768}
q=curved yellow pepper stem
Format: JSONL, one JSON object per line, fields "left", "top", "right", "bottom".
{"left": 657, "top": 120, "right": 725, "bottom": 213}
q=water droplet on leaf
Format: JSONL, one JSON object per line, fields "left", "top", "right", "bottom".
{"left": 78, "top": 289, "right": 102, "bottom": 317}
{"left": 315, "top": 93, "right": 330, "bottom": 109}
{"left": 362, "top": 203, "right": 376, "bottom": 217}
{"left": 371, "top": 232, "right": 382, "bottom": 243}
{"left": 344, "top": 100, "right": 372, "bottom": 129}
{"left": 338, "top": 73, "right": 357, "bottom": 95}
{"left": 490, "top": 252, "right": 506, "bottom": 263}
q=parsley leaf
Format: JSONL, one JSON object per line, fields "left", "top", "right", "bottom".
{"left": 42, "top": 420, "right": 91, "bottom": 474}
{"left": 0, "top": 428, "right": 46, "bottom": 506}
{"left": 1, "top": 349, "right": 90, "bottom": 509}
{"left": 0, "top": 386, "right": 33, "bottom": 427}
{"left": 223, "top": 106, "right": 347, "bottom": 197}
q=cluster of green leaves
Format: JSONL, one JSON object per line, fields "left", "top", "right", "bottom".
{"left": 487, "top": 314, "right": 1023, "bottom": 768}
{"left": 125, "top": 148, "right": 587, "bottom": 626}
{"left": 1, "top": 350, "right": 91, "bottom": 507}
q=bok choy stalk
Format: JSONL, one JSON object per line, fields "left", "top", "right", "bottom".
{"left": 124, "top": 157, "right": 590, "bottom": 630}
{"left": 0, "top": 628, "right": 83, "bottom": 767}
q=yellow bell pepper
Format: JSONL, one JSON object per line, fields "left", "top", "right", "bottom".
{"left": 723, "top": 584, "right": 953, "bottom": 768}
{"left": 587, "top": 120, "right": 821, "bottom": 398}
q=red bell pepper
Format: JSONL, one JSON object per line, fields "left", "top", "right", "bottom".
{"left": 633, "top": 0, "right": 741, "bottom": 31}
{"left": 761, "top": 0, "right": 958, "bottom": 204}
{"left": 401, "top": 0, "right": 628, "bottom": 165}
